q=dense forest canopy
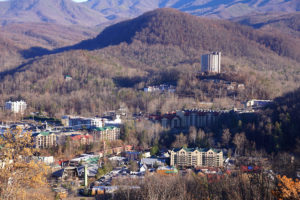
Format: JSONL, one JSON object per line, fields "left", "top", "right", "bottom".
{"left": 0, "top": 8, "right": 299, "bottom": 118}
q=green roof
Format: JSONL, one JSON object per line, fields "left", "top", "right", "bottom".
{"left": 93, "top": 126, "right": 118, "bottom": 132}
{"left": 40, "top": 131, "right": 51, "bottom": 136}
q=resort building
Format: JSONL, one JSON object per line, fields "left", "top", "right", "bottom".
{"left": 92, "top": 126, "right": 120, "bottom": 142}
{"left": 201, "top": 52, "right": 221, "bottom": 73}
{"left": 32, "top": 132, "right": 57, "bottom": 149}
{"left": 150, "top": 109, "right": 223, "bottom": 129}
{"left": 170, "top": 147, "right": 223, "bottom": 168}
{"left": 5, "top": 100, "right": 27, "bottom": 114}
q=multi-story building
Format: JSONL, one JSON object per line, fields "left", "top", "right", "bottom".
{"left": 62, "top": 116, "right": 103, "bottom": 129}
{"left": 245, "top": 99, "right": 273, "bottom": 109}
{"left": 151, "top": 109, "right": 224, "bottom": 129}
{"left": 92, "top": 126, "right": 120, "bottom": 142}
{"left": 170, "top": 147, "right": 223, "bottom": 168}
{"left": 32, "top": 132, "right": 57, "bottom": 149}
{"left": 201, "top": 52, "right": 221, "bottom": 73}
{"left": 5, "top": 100, "right": 27, "bottom": 114}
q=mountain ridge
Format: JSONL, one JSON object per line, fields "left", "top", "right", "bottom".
{"left": 0, "top": 0, "right": 299, "bottom": 26}
{"left": 0, "top": 8, "right": 299, "bottom": 116}
{"left": 0, "top": 0, "right": 108, "bottom": 26}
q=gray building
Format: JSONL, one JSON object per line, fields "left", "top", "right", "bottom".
{"left": 201, "top": 52, "right": 221, "bottom": 73}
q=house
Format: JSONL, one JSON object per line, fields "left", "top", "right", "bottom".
{"left": 124, "top": 151, "right": 140, "bottom": 161}
{"left": 170, "top": 147, "right": 223, "bottom": 168}
{"left": 139, "top": 164, "right": 148, "bottom": 173}
{"left": 64, "top": 75, "right": 72, "bottom": 82}
{"left": 33, "top": 156, "right": 54, "bottom": 165}
{"left": 32, "top": 132, "right": 57, "bottom": 149}
{"left": 70, "top": 134, "right": 93, "bottom": 146}
{"left": 141, "top": 158, "right": 165, "bottom": 167}
{"left": 144, "top": 84, "right": 176, "bottom": 93}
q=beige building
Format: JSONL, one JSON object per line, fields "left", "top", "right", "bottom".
{"left": 32, "top": 132, "right": 57, "bottom": 149}
{"left": 170, "top": 147, "right": 223, "bottom": 168}
{"left": 92, "top": 126, "right": 120, "bottom": 141}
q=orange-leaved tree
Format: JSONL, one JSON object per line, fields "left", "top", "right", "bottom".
{"left": 0, "top": 128, "right": 51, "bottom": 200}
{"left": 272, "top": 175, "right": 300, "bottom": 200}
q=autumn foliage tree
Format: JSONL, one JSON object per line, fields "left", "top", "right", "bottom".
{"left": 272, "top": 175, "right": 300, "bottom": 200}
{"left": 0, "top": 128, "right": 51, "bottom": 200}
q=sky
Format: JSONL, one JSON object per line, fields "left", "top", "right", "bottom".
{"left": 0, "top": 0, "right": 89, "bottom": 2}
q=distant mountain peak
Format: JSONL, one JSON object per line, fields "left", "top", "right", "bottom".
{"left": 1, "top": 0, "right": 299, "bottom": 27}
{"left": 0, "top": 0, "right": 108, "bottom": 26}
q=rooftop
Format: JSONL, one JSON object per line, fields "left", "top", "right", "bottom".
{"left": 172, "top": 147, "right": 222, "bottom": 153}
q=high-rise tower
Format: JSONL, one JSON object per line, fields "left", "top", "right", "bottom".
{"left": 201, "top": 52, "right": 221, "bottom": 73}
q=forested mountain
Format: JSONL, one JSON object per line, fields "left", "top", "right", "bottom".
{"left": 233, "top": 12, "right": 300, "bottom": 38}
{"left": 0, "top": 0, "right": 299, "bottom": 27}
{"left": 83, "top": 0, "right": 300, "bottom": 19}
{"left": 78, "top": 8, "right": 300, "bottom": 62}
{"left": 0, "top": 0, "right": 108, "bottom": 26}
{"left": 0, "top": 22, "right": 99, "bottom": 71}
{"left": 0, "top": 9, "right": 299, "bottom": 117}
{"left": 0, "top": 32, "right": 23, "bottom": 71}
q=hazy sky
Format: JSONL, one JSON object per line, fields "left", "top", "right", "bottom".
{"left": 0, "top": 0, "right": 89, "bottom": 2}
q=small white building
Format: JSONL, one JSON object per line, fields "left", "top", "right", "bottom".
{"left": 246, "top": 100, "right": 273, "bottom": 109}
{"left": 63, "top": 116, "right": 103, "bottom": 129}
{"left": 33, "top": 156, "right": 54, "bottom": 165}
{"left": 5, "top": 100, "right": 27, "bottom": 114}
{"left": 103, "top": 115, "right": 122, "bottom": 127}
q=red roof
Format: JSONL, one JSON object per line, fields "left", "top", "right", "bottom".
{"left": 71, "top": 135, "right": 93, "bottom": 141}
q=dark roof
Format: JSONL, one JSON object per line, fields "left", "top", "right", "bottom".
{"left": 172, "top": 147, "right": 222, "bottom": 153}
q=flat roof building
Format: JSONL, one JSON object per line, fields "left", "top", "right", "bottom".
{"left": 5, "top": 100, "right": 27, "bottom": 114}
{"left": 201, "top": 52, "right": 221, "bottom": 73}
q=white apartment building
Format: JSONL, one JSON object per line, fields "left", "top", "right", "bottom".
{"left": 62, "top": 116, "right": 103, "bottom": 129}
{"left": 201, "top": 52, "right": 221, "bottom": 73}
{"left": 5, "top": 100, "right": 27, "bottom": 114}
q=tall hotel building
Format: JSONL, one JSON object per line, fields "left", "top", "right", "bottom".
{"left": 201, "top": 52, "right": 221, "bottom": 73}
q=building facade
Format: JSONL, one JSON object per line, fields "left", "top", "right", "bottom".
{"left": 201, "top": 52, "right": 221, "bottom": 73}
{"left": 151, "top": 109, "right": 223, "bottom": 129}
{"left": 245, "top": 99, "right": 273, "bottom": 109}
{"left": 32, "top": 132, "right": 57, "bottom": 149}
{"left": 92, "top": 126, "right": 120, "bottom": 142}
{"left": 70, "top": 134, "right": 94, "bottom": 146}
{"left": 62, "top": 116, "right": 103, "bottom": 129}
{"left": 5, "top": 100, "right": 27, "bottom": 114}
{"left": 170, "top": 147, "right": 223, "bottom": 168}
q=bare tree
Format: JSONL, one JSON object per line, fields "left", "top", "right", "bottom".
{"left": 197, "top": 129, "right": 205, "bottom": 141}
{"left": 233, "top": 132, "right": 247, "bottom": 155}
{"left": 222, "top": 128, "right": 231, "bottom": 147}
{"left": 188, "top": 126, "right": 197, "bottom": 145}
{"left": 172, "top": 133, "right": 187, "bottom": 148}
